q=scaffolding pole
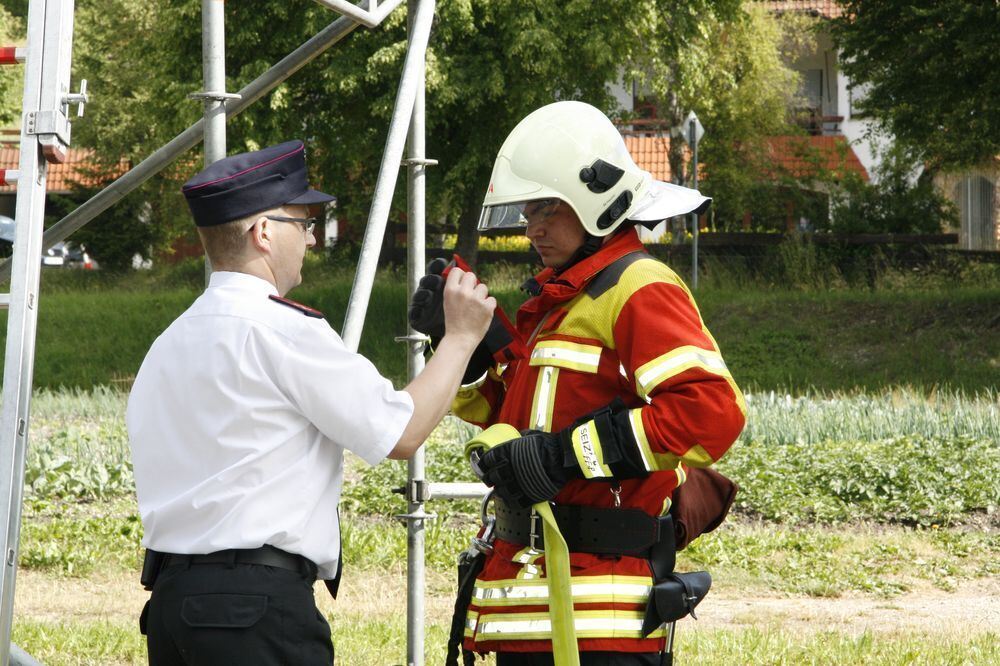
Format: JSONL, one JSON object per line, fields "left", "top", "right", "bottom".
{"left": 340, "top": 0, "right": 435, "bottom": 352}
{"left": 403, "top": 2, "right": 431, "bottom": 663}
{"left": 198, "top": 0, "right": 230, "bottom": 278}
{"left": 0, "top": 3, "right": 414, "bottom": 283}
{"left": 0, "top": 1, "right": 77, "bottom": 663}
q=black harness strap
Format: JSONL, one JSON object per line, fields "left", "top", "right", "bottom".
{"left": 585, "top": 250, "right": 650, "bottom": 299}
{"left": 446, "top": 549, "right": 487, "bottom": 666}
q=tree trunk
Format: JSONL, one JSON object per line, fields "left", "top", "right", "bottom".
{"left": 455, "top": 190, "right": 481, "bottom": 267}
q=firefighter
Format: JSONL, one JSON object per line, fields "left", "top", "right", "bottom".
{"left": 411, "top": 102, "right": 745, "bottom": 665}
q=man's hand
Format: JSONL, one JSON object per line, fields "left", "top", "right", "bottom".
{"left": 477, "top": 431, "right": 572, "bottom": 509}
{"left": 442, "top": 267, "right": 495, "bottom": 349}
{"left": 408, "top": 257, "right": 449, "bottom": 342}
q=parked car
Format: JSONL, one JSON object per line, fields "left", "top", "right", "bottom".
{"left": 0, "top": 216, "right": 96, "bottom": 268}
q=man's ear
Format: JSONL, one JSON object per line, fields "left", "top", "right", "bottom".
{"left": 249, "top": 217, "right": 271, "bottom": 251}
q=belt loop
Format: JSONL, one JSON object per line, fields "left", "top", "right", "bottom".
{"left": 528, "top": 508, "right": 543, "bottom": 552}
{"left": 225, "top": 549, "right": 238, "bottom": 569}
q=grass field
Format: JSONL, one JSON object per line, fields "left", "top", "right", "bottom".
{"left": 4, "top": 260, "right": 999, "bottom": 392}
{"left": 8, "top": 387, "right": 999, "bottom": 664}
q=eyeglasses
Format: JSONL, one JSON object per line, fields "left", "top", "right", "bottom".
{"left": 265, "top": 215, "right": 316, "bottom": 235}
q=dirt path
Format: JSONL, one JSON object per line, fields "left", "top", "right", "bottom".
{"left": 15, "top": 568, "right": 999, "bottom": 637}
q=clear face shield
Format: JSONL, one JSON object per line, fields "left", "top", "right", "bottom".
{"left": 477, "top": 198, "right": 562, "bottom": 233}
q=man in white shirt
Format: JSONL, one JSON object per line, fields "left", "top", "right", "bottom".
{"left": 128, "top": 139, "right": 495, "bottom": 665}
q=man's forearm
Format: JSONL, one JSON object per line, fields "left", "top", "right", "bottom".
{"left": 390, "top": 334, "right": 479, "bottom": 459}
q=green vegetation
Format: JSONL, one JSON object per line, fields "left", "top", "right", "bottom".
{"left": 10, "top": 387, "right": 999, "bottom": 663}
{"left": 4, "top": 261, "right": 999, "bottom": 392}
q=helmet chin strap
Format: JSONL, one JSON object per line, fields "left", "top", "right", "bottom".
{"left": 554, "top": 223, "right": 632, "bottom": 274}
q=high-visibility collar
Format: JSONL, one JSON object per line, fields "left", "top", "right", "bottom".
{"left": 521, "top": 228, "right": 646, "bottom": 315}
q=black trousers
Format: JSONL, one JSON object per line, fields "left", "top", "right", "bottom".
{"left": 141, "top": 561, "right": 334, "bottom": 665}
{"left": 497, "top": 652, "right": 666, "bottom": 666}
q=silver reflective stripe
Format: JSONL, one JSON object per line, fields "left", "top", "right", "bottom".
{"left": 533, "top": 366, "right": 555, "bottom": 430}
{"left": 476, "top": 615, "right": 646, "bottom": 637}
{"left": 473, "top": 581, "right": 650, "bottom": 602}
{"left": 637, "top": 349, "right": 729, "bottom": 394}
{"left": 530, "top": 346, "right": 601, "bottom": 371}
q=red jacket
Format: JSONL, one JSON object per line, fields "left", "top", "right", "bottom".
{"left": 454, "top": 228, "right": 745, "bottom": 654}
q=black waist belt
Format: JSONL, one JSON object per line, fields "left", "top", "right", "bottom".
{"left": 162, "top": 545, "right": 317, "bottom": 580}
{"left": 494, "top": 499, "right": 672, "bottom": 559}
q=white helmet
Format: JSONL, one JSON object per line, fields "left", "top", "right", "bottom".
{"left": 478, "top": 101, "right": 711, "bottom": 237}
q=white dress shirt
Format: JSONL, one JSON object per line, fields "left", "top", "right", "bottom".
{"left": 127, "top": 271, "right": 414, "bottom": 579}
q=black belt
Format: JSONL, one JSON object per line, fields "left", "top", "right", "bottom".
{"left": 162, "top": 545, "right": 317, "bottom": 580}
{"left": 494, "top": 499, "right": 673, "bottom": 560}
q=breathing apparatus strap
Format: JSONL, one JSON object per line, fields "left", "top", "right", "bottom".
{"left": 464, "top": 424, "right": 581, "bottom": 666}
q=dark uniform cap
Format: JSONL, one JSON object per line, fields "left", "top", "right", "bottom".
{"left": 181, "top": 140, "right": 336, "bottom": 227}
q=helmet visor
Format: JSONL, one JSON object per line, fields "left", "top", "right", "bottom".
{"left": 478, "top": 198, "right": 561, "bottom": 232}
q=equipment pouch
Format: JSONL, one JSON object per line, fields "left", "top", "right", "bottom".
{"left": 141, "top": 549, "right": 166, "bottom": 591}
{"left": 640, "top": 571, "right": 712, "bottom": 637}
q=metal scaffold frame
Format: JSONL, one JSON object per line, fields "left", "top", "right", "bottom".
{"left": 0, "top": 1, "right": 487, "bottom": 664}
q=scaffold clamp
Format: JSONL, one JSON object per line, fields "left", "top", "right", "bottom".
{"left": 401, "top": 157, "right": 438, "bottom": 167}
{"left": 188, "top": 91, "right": 243, "bottom": 102}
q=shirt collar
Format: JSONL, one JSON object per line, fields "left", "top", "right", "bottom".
{"left": 208, "top": 270, "right": 279, "bottom": 296}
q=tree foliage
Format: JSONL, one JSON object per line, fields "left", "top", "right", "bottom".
{"left": 0, "top": 4, "right": 24, "bottom": 126}
{"left": 830, "top": 0, "right": 1000, "bottom": 169}
{"left": 684, "top": 4, "right": 817, "bottom": 228}
{"left": 829, "top": 147, "right": 958, "bottom": 235}
{"left": 6, "top": 1, "right": 811, "bottom": 264}
{"left": 60, "top": 0, "right": 752, "bottom": 265}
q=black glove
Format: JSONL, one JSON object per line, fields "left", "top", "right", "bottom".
{"left": 476, "top": 402, "right": 654, "bottom": 509}
{"left": 476, "top": 430, "right": 578, "bottom": 509}
{"left": 408, "top": 257, "right": 449, "bottom": 344}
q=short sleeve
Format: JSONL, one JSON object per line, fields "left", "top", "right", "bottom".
{"left": 259, "top": 320, "right": 414, "bottom": 465}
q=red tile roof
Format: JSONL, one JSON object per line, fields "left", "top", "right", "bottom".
{"left": 624, "top": 135, "right": 679, "bottom": 182}
{"left": 624, "top": 132, "right": 867, "bottom": 184}
{"left": 765, "top": 135, "right": 868, "bottom": 181}
{"left": 763, "top": 1, "right": 843, "bottom": 19}
{"left": 0, "top": 143, "right": 127, "bottom": 194}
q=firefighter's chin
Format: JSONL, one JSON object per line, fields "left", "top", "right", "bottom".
{"left": 533, "top": 245, "right": 564, "bottom": 268}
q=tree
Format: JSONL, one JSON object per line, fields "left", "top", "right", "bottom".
{"left": 64, "top": 0, "right": 748, "bottom": 266}
{"left": 830, "top": 0, "right": 1000, "bottom": 170}
{"left": 675, "top": 3, "right": 817, "bottom": 228}
{"left": 0, "top": 5, "right": 24, "bottom": 126}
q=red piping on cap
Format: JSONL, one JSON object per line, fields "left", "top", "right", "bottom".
{"left": 184, "top": 145, "right": 304, "bottom": 192}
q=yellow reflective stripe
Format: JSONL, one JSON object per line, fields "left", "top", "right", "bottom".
{"left": 472, "top": 575, "right": 652, "bottom": 607}
{"left": 631, "top": 409, "right": 683, "bottom": 473}
{"left": 627, "top": 408, "right": 656, "bottom": 472}
{"left": 474, "top": 609, "right": 668, "bottom": 641}
{"left": 452, "top": 385, "right": 493, "bottom": 424}
{"left": 635, "top": 346, "right": 732, "bottom": 399}
{"left": 464, "top": 609, "right": 478, "bottom": 638}
{"left": 681, "top": 444, "right": 715, "bottom": 467}
{"left": 571, "top": 420, "right": 613, "bottom": 478}
{"left": 530, "top": 340, "right": 602, "bottom": 373}
{"left": 530, "top": 366, "right": 559, "bottom": 431}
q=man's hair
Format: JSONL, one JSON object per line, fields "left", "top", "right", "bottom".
{"left": 196, "top": 212, "right": 258, "bottom": 265}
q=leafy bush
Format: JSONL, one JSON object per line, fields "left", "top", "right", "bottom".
{"left": 719, "top": 435, "right": 999, "bottom": 526}
{"left": 829, "top": 150, "right": 959, "bottom": 235}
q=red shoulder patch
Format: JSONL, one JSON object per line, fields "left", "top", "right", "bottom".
{"left": 269, "top": 294, "right": 325, "bottom": 319}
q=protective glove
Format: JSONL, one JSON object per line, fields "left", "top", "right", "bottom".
{"left": 407, "top": 258, "right": 515, "bottom": 384}
{"left": 407, "top": 257, "right": 449, "bottom": 344}
{"left": 476, "top": 401, "right": 655, "bottom": 508}
{"left": 476, "top": 430, "right": 577, "bottom": 509}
